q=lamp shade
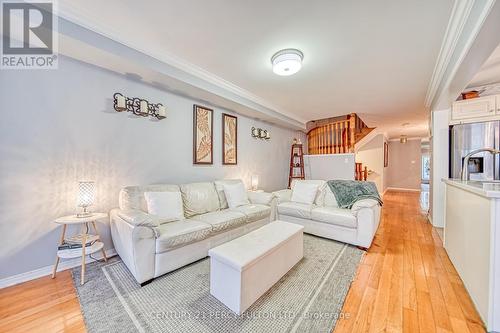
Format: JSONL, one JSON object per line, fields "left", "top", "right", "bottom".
{"left": 251, "top": 175, "right": 259, "bottom": 191}
{"left": 77, "top": 181, "right": 95, "bottom": 208}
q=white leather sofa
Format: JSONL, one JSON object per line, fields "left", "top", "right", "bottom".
{"left": 273, "top": 180, "right": 381, "bottom": 248}
{"left": 110, "top": 180, "right": 274, "bottom": 285}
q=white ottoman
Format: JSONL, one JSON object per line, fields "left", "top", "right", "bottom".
{"left": 208, "top": 220, "right": 304, "bottom": 314}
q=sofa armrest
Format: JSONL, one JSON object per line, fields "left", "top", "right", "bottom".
{"left": 247, "top": 191, "right": 273, "bottom": 205}
{"left": 350, "top": 199, "right": 380, "bottom": 216}
{"left": 116, "top": 209, "right": 161, "bottom": 228}
{"left": 110, "top": 209, "right": 156, "bottom": 283}
{"left": 352, "top": 200, "right": 382, "bottom": 248}
{"left": 272, "top": 189, "right": 292, "bottom": 203}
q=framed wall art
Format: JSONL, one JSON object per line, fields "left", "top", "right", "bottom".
{"left": 193, "top": 105, "right": 213, "bottom": 164}
{"left": 222, "top": 113, "right": 237, "bottom": 165}
{"left": 384, "top": 141, "right": 389, "bottom": 167}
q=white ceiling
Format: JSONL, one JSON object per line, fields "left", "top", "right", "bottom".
{"left": 59, "top": 0, "right": 453, "bottom": 138}
{"left": 468, "top": 44, "right": 500, "bottom": 88}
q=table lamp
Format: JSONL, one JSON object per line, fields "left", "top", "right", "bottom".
{"left": 251, "top": 175, "right": 259, "bottom": 191}
{"left": 77, "top": 181, "right": 95, "bottom": 217}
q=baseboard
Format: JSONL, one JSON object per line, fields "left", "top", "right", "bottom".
{"left": 0, "top": 248, "right": 117, "bottom": 289}
{"left": 385, "top": 187, "right": 421, "bottom": 192}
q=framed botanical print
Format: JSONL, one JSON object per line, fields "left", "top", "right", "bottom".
{"left": 193, "top": 105, "right": 213, "bottom": 164}
{"left": 384, "top": 142, "right": 389, "bottom": 167}
{"left": 222, "top": 113, "right": 237, "bottom": 165}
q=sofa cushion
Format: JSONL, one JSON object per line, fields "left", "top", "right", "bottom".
{"left": 291, "top": 181, "right": 320, "bottom": 205}
{"left": 311, "top": 206, "right": 357, "bottom": 229}
{"left": 214, "top": 179, "right": 243, "bottom": 209}
{"left": 119, "top": 184, "right": 180, "bottom": 211}
{"left": 191, "top": 210, "right": 247, "bottom": 233}
{"left": 277, "top": 202, "right": 313, "bottom": 219}
{"left": 180, "top": 182, "right": 220, "bottom": 218}
{"left": 155, "top": 220, "right": 212, "bottom": 253}
{"left": 222, "top": 182, "right": 250, "bottom": 208}
{"left": 144, "top": 191, "right": 185, "bottom": 222}
{"left": 231, "top": 204, "right": 271, "bottom": 223}
{"left": 291, "top": 180, "right": 326, "bottom": 205}
{"left": 323, "top": 189, "right": 339, "bottom": 208}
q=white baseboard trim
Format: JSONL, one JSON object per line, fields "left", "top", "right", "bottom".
{"left": 0, "top": 248, "right": 117, "bottom": 289}
{"left": 385, "top": 187, "right": 421, "bottom": 192}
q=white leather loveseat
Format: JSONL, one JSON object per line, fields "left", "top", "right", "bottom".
{"left": 274, "top": 180, "right": 381, "bottom": 249}
{"left": 110, "top": 180, "right": 273, "bottom": 285}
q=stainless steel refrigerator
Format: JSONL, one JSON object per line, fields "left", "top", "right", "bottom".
{"left": 450, "top": 121, "right": 500, "bottom": 181}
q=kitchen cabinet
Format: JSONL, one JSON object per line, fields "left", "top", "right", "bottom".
{"left": 451, "top": 95, "right": 497, "bottom": 124}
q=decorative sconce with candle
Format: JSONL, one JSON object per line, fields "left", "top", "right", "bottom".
{"left": 251, "top": 127, "right": 271, "bottom": 140}
{"left": 113, "top": 93, "right": 166, "bottom": 120}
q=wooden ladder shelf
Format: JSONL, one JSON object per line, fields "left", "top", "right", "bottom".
{"left": 288, "top": 144, "right": 305, "bottom": 188}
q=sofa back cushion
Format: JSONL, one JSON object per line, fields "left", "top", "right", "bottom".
{"left": 119, "top": 184, "right": 180, "bottom": 212}
{"left": 222, "top": 182, "right": 250, "bottom": 208}
{"left": 290, "top": 179, "right": 326, "bottom": 205}
{"left": 214, "top": 179, "right": 245, "bottom": 209}
{"left": 323, "top": 187, "right": 339, "bottom": 207}
{"left": 291, "top": 181, "right": 320, "bottom": 205}
{"left": 180, "top": 182, "right": 220, "bottom": 217}
{"left": 144, "top": 191, "right": 185, "bottom": 222}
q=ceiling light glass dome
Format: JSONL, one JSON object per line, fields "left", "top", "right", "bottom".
{"left": 271, "top": 49, "right": 304, "bottom": 76}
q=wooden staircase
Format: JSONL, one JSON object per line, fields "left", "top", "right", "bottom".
{"left": 355, "top": 162, "right": 368, "bottom": 181}
{"left": 307, "top": 113, "right": 374, "bottom": 154}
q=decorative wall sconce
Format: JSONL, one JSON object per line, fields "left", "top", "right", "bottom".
{"left": 251, "top": 127, "right": 271, "bottom": 140}
{"left": 113, "top": 93, "right": 166, "bottom": 120}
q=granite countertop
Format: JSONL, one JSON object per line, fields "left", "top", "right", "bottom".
{"left": 443, "top": 178, "right": 500, "bottom": 198}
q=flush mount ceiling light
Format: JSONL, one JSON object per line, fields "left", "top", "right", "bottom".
{"left": 271, "top": 49, "right": 304, "bottom": 76}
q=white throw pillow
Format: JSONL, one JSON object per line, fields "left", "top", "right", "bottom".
{"left": 222, "top": 182, "right": 250, "bottom": 208}
{"left": 144, "top": 191, "right": 184, "bottom": 222}
{"left": 291, "top": 182, "right": 320, "bottom": 205}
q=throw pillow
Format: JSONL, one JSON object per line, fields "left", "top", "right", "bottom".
{"left": 222, "top": 182, "right": 250, "bottom": 208}
{"left": 291, "top": 181, "right": 319, "bottom": 205}
{"left": 144, "top": 191, "right": 185, "bottom": 222}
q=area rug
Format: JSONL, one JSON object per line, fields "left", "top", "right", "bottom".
{"left": 72, "top": 234, "right": 363, "bottom": 333}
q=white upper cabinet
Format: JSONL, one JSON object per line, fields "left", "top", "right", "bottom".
{"left": 451, "top": 95, "right": 497, "bottom": 124}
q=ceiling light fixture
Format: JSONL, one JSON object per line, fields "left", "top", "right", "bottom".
{"left": 400, "top": 135, "right": 408, "bottom": 144}
{"left": 271, "top": 49, "right": 303, "bottom": 76}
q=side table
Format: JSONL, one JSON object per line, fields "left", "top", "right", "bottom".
{"left": 52, "top": 212, "right": 108, "bottom": 285}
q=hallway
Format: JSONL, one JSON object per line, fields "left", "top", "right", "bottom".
{"left": 334, "top": 190, "right": 484, "bottom": 333}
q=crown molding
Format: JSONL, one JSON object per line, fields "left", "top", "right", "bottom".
{"left": 56, "top": 3, "right": 307, "bottom": 128}
{"left": 425, "top": 0, "right": 497, "bottom": 110}
{"left": 424, "top": 0, "right": 474, "bottom": 108}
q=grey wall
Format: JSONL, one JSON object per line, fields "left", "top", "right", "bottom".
{"left": 0, "top": 56, "right": 304, "bottom": 279}
{"left": 304, "top": 154, "right": 355, "bottom": 180}
{"left": 386, "top": 139, "right": 422, "bottom": 190}
{"left": 355, "top": 134, "right": 386, "bottom": 193}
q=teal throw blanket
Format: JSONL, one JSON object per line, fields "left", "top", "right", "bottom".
{"left": 327, "top": 180, "right": 383, "bottom": 209}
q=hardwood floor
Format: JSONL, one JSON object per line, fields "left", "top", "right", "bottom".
{"left": 0, "top": 270, "right": 85, "bottom": 333}
{"left": 0, "top": 190, "right": 485, "bottom": 333}
{"left": 334, "top": 190, "right": 485, "bottom": 333}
